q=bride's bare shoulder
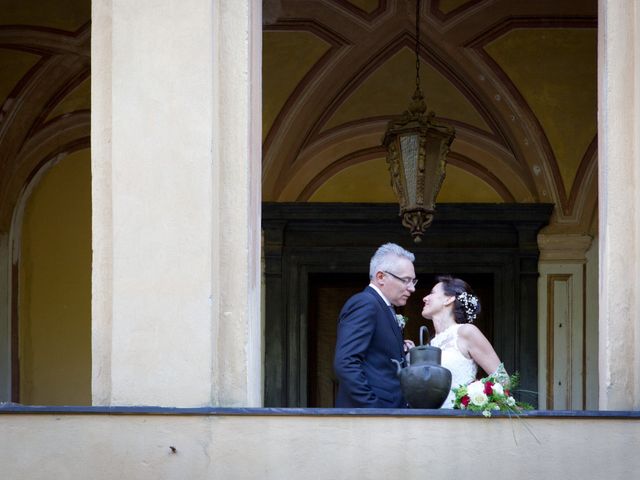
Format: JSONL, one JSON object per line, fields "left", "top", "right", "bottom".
{"left": 457, "top": 323, "right": 483, "bottom": 339}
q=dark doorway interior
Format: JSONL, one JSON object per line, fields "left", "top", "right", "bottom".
{"left": 307, "top": 272, "right": 494, "bottom": 408}
{"left": 264, "top": 202, "right": 552, "bottom": 407}
{"left": 307, "top": 273, "right": 361, "bottom": 408}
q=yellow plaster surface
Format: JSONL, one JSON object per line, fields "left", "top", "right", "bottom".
{"left": 309, "top": 158, "right": 396, "bottom": 202}
{"left": 323, "top": 48, "right": 489, "bottom": 132}
{"left": 346, "top": 0, "right": 380, "bottom": 14}
{"left": 437, "top": 164, "right": 503, "bottom": 202}
{"left": 309, "top": 158, "right": 502, "bottom": 203}
{"left": 19, "top": 150, "right": 91, "bottom": 405}
{"left": 0, "top": 49, "right": 40, "bottom": 103}
{"left": 485, "top": 29, "right": 597, "bottom": 194}
{"left": 45, "top": 76, "right": 90, "bottom": 122}
{"left": 0, "top": 0, "right": 90, "bottom": 31}
{"left": 263, "top": 31, "right": 331, "bottom": 140}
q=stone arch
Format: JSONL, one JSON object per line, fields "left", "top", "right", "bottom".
{"left": 1, "top": 113, "right": 89, "bottom": 402}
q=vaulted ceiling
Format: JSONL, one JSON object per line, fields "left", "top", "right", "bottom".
{"left": 0, "top": 0, "right": 598, "bottom": 235}
{"left": 263, "top": 0, "right": 598, "bottom": 234}
{"left": 0, "top": 0, "right": 90, "bottom": 230}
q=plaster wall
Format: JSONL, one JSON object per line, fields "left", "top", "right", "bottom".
{"left": 1, "top": 413, "right": 638, "bottom": 479}
{"left": 598, "top": 0, "right": 640, "bottom": 409}
{"left": 91, "top": 0, "right": 262, "bottom": 407}
{"left": 585, "top": 238, "right": 599, "bottom": 409}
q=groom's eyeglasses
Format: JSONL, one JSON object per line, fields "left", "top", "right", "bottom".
{"left": 384, "top": 271, "right": 418, "bottom": 287}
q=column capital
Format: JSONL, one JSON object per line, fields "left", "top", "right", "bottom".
{"left": 537, "top": 233, "right": 593, "bottom": 263}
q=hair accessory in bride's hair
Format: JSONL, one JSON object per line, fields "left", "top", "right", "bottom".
{"left": 456, "top": 291, "right": 479, "bottom": 323}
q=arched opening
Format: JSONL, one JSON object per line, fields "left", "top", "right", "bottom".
{"left": 10, "top": 150, "right": 91, "bottom": 405}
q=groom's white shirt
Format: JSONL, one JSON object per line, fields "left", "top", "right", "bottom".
{"left": 369, "top": 283, "right": 392, "bottom": 307}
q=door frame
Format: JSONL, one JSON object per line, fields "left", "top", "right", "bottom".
{"left": 263, "top": 202, "right": 552, "bottom": 407}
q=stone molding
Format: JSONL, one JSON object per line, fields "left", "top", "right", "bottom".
{"left": 537, "top": 233, "right": 593, "bottom": 262}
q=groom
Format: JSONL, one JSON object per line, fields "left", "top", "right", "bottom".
{"left": 334, "top": 243, "right": 417, "bottom": 408}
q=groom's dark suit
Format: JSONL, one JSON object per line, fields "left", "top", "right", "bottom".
{"left": 334, "top": 286, "right": 406, "bottom": 408}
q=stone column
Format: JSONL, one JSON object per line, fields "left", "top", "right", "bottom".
{"left": 598, "top": 0, "right": 640, "bottom": 410}
{"left": 0, "top": 234, "right": 8, "bottom": 401}
{"left": 537, "top": 233, "right": 594, "bottom": 410}
{"left": 92, "top": 0, "right": 262, "bottom": 407}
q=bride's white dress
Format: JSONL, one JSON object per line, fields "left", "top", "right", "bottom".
{"left": 430, "top": 324, "right": 477, "bottom": 408}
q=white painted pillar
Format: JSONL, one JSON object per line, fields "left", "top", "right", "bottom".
{"left": 584, "top": 238, "right": 599, "bottom": 410}
{"left": 598, "top": 0, "right": 640, "bottom": 410}
{"left": 91, "top": 0, "right": 262, "bottom": 407}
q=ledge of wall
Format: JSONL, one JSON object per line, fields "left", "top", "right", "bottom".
{"left": 1, "top": 404, "right": 639, "bottom": 418}
{"left": 1, "top": 408, "right": 639, "bottom": 479}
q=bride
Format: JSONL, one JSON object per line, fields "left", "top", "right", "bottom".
{"left": 421, "top": 275, "right": 509, "bottom": 408}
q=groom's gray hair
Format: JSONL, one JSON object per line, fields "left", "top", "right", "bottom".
{"left": 369, "top": 243, "right": 415, "bottom": 279}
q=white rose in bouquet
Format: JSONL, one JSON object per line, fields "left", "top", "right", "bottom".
{"left": 466, "top": 381, "right": 488, "bottom": 406}
{"left": 491, "top": 382, "right": 504, "bottom": 396}
{"left": 466, "top": 380, "right": 484, "bottom": 396}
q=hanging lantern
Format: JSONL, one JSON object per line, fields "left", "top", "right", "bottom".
{"left": 382, "top": 0, "right": 455, "bottom": 243}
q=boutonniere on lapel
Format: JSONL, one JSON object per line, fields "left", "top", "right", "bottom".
{"left": 395, "top": 314, "right": 409, "bottom": 329}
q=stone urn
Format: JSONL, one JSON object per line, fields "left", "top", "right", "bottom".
{"left": 391, "top": 326, "right": 452, "bottom": 408}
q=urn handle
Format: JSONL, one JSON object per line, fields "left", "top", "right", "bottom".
{"left": 390, "top": 358, "right": 403, "bottom": 377}
{"left": 419, "top": 325, "right": 431, "bottom": 346}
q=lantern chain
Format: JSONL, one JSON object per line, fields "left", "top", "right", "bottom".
{"left": 415, "top": 0, "right": 421, "bottom": 91}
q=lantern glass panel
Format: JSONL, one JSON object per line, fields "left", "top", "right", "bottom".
{"left": 399, "top": 133, "right": 419, "bottom": 206}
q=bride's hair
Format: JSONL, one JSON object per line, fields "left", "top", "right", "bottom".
{"left": 437, "top": 275, "right": 481, "bottom": 324}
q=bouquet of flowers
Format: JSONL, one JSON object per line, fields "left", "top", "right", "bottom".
{"left": 452, "top": 373, "right": 533, "bottom": 417}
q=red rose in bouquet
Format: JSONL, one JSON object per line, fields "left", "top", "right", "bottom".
{"left": 483, "top": 381, "right": 493, "bottom": 395}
